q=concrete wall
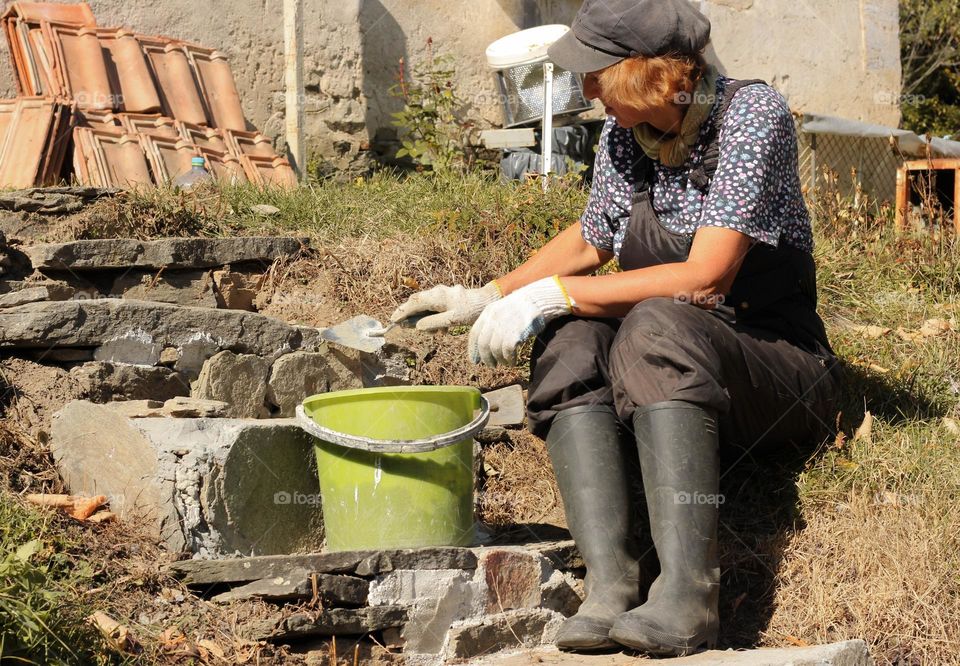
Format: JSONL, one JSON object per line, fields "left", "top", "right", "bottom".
{"left": 0, "top": 0, "right": 900, "bottom": 171}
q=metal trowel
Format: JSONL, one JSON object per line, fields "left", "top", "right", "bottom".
{"left": 319, "top": 313, "right": 432, "bottom": 353}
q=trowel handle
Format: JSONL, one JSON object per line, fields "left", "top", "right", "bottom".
{"left": 382, "top": 312, "right": 437, "bottom": 334}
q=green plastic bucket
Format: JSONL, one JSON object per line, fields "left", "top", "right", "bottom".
{"left": 296, "top": 386, "right": 490, "bottom": 552}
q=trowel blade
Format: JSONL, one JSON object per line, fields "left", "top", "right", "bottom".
{"left": 319, "top": 315, "right": 388, "bottom": 353}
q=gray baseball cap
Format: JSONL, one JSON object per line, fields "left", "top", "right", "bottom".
{"left": 547, "top": 0, "right": 711, "bottom": 73}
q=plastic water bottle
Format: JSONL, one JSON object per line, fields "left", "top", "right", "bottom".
{"left": 172, "top": 156, "right": 214, "bottom": 190}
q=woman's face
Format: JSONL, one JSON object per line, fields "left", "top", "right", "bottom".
{"left": 583, "top": 70, "right": 646, "bottom": 129}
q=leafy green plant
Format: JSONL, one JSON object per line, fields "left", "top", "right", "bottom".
{"left": 900, "top": 0, "right": 960, "bottom": 135}
{"left": 389, "top": 39, "right": 475, "bottom": 174}
{"left": 0, "top": 495, "right": 111, "bottom": 665}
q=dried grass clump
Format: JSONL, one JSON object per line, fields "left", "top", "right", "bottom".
{"left": 764, "top": 492, "right": 960, "bottom": 663}
{"left": 478, "top": 431, "right": 564, "bottom": 528}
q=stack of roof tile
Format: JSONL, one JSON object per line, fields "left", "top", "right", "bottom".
{"left": 0, "top": 2, "right": 297, "bottom": 189}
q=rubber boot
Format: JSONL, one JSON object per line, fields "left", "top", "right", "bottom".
{"left": 609, "top": 401, "right": 720, "bottom": 656}
{"left": 546, "top": 404, "right": 642, "bottom": 651}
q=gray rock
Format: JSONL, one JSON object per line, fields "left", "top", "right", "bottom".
{"left": 49, "top": 401, "right": 184, "bottom": 548}
{"left": 51, "top": 402, "right": 324, "bottom": 555}
{"left": 110, "top": 269, "right": 219, "bottom": 308}
{"left": 26, "top": 236, "right": 306, "bottom": 271}
{"left": 247, "top": 606, "right": 408, "bottom": 641}
{"left": 212, "top": 270, "right": 258, "bottom": 311}
{"left": 267, "top": 349, "right": 363, "bottom": 416}
{"left": 0, "top": 186, "right": 116, "bottom": 215}
{"left": 360, "top": 343, "right": 415, "bottom": 387}
{"left": 101, "top": 397, "right": 229, "bottom": 419}
{"left": 251, "top": 204, "right": 281, "bottom": 217}
{"left": 483, "top": 385, "right": 525, "bottom": 427}
{"left": 211, "top": 569, "right": 369, "bottom": 605}
{"left": 162, "top": 396, "right": 230, "bottom": 418}
{"left": 71, "top": 362, "right": 189, "bottom": 403}
{"left": 193, "top": 351, "right": 271, "bottom": 418}
{"left": 0, "top": 299, "right": 324, "bottom": 362}
{"left": 0, "top": 283, "right": 75, "bottom": 308}
{"left": 168, "top": 547, "right": 479, "bottom": 585}
{"left": 94, "top": 329, "right": 164, "bottom": 366}
{"left": 444, "top": 609, "right": 564, "bottom": 660}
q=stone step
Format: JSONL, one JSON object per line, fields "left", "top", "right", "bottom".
{"left": 169, "top": 547, "right": 480, "bottom": 585}
{"left": 25, "top": 236, "right": 307, "bottom": 271}
{"left": 470, "top": 640, "right": 870, "bottom": 665}
{"left": 0, "top": 298, "right": 323, "bottom": 376}
{"left": 242, "top": 606, "right": 408, "bottom": 641}
{"left": 211, "top": 570, "right": 369, "bottom": 605}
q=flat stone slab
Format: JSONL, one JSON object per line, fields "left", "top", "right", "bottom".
{"left": 211, "top": 570, "right": 369, "bottom": 605}
{"left": 25, "top": 236, "right": 306, "bottom": 271}
{"left": 245, "top": 606, "right": 408, "bottom": 641}
{"left": 0, "top": 299, "right": 322, "bottom": 362}
{"left": 169, "top": 547, "right": 479, "bottom": 585}
{"left": 470, "top": 640, "right": 870, "bottom": 665}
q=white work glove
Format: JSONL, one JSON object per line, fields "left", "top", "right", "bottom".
{"left": 390, "top": 282, "right": 502, "bottom": 331}
{"left": 469, "top": 276, "right": 575, "bottom": 367}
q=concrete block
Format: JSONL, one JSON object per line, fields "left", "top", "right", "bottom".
{"left": 50, "top": 401, "right": 323, "bottom": 555}
{"left": 193, "top": 350, "right": 270, "bottom": 418}
{"left": 370, "top": 568, "right": 486, "bottom": 654}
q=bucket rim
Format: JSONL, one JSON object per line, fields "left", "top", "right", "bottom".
{"left": 296, "top": 391, "right": 490, "bottom": 454}
{"left": 301, "top": 385, "right": 482, "bottom": 408}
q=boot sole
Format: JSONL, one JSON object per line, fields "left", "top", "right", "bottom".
{"left": 609, "top": 622, "right": 717, "bottom": 656}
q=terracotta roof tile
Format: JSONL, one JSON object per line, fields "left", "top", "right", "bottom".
{"left": 119, "top": 112, "right": 179, "bottom": 138}
{"left": 46, "top": 22, "right": 112, "bottom": 110}
{"left": 179, "top": 121, "right": 228, "bottom": 152}
{"left": 140, "top": 35, "right": 208, "bottom": 126}
{"left": 0, "top": 96, "right": 72, "bottom": 188}
{"left": 0, "top": 3, "right": 293, "bottom": 190}
{"left": 183, "top": 44, "right": 246, "bottom": 131}
{"left": 241, "top": 155, "right": 298, "bottom": 190}
{"left": 73, "top": 127, "right": 152, "bottom": 188}
{"left": 199, "top": 146, "right": 247, "bottom": 185}
{"left": 224, "top": 129, "right": 277, "bottom": 159}
{"left": 99, "top": 28, "right": 161, "bottom": 114}
{"left": 2, "top": 2, "right": 96, "bottom": 26}
{"left": 75, "top": 108, "right": 121, "bottom": 131}
{"left": 140, "top": 132, "right": 200, "bottom": 184}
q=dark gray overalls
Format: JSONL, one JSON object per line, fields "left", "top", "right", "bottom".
{"left": 527, "top": 80, "right": 841, "bottom": 452}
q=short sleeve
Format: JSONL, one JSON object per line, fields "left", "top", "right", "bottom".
{"left": 579, "top": 118, "right": 637, "bottom": 254}
{"left": 699, "top": 85, "right": 799, "bottom": 247}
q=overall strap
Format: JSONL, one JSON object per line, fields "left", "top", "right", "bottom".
{"left": 688, "top": 78, "right": 767, "bottom": 192}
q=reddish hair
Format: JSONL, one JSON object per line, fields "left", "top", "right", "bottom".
{"left": 597, "top": 52, "right": 705, "bottom": 113}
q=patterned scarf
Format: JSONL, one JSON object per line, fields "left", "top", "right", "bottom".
{"left": 632, "top": 64, "right": 719, "bottom": 168}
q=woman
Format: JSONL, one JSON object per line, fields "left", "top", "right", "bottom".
{"left": 391, "top": 0, "right": 840, "bottom": 656}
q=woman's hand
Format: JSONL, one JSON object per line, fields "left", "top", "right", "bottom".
{"left": 469, "top": 276, "right": 574, "bottom": 367}
{"left": 390, "top": 282, "right": 502, "bottom": 331}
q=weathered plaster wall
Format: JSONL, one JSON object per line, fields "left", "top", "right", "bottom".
{"left": 0, "top": 0, "right": 900, "bottom": 170}
{"left": 701, "top": 0, "right": 902, "bottom": 127}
